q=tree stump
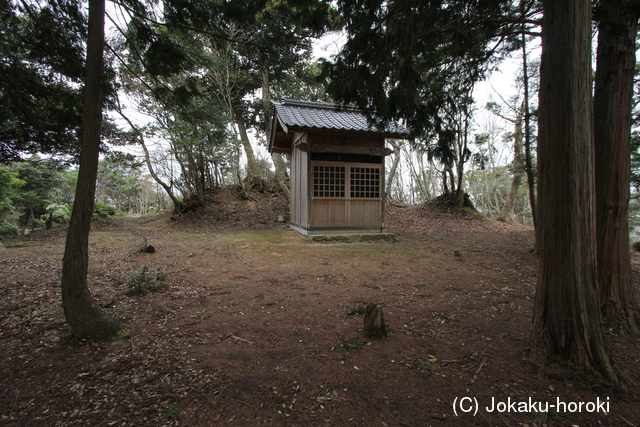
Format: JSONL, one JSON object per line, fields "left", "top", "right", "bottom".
{"left": 139, "top": 237, "right": 155, "bottom": 254}
{"left": 363, "top": 302, "right": 389, "bottom": 338}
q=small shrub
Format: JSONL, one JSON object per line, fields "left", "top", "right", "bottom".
{"left": 344, "top": 305, "right": 366, "bottom": 316}
{"left": 342, "top": 339, "right": 365, "bottom": 350}
{"left": 416, "top": 356, "right": 437, "bottom": 374}
{"left": 44, "top": 203, "right": 73, "bottom": 225}
{"left": 0, "top": 222, "right": 19, "bottom": 237}
{"left": 93, "top": 202, "right": 117, "bottom": 218}
{"left": 124, "top": 265, "right": 167, "bottom": 295}
{"left": 165, "top": 404, "right": 180, "bottom": 420}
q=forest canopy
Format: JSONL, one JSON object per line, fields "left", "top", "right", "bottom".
{"left": 1, "top": 0, "right": 638, "bottom": 238}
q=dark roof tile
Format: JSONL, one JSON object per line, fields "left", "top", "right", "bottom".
{"left": 274, "top": 99, "right": 409, "bottom": 136}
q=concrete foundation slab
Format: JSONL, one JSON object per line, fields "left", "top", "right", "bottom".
{"left": 307, "top": 232, "right": 397, "bottom": 243}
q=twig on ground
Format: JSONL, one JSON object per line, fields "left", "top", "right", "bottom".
{"left": 281, "top": 304, "right": 295, "bottom": 318}
{"left": 495, "top": 411, "right": 510, "bottom": 426}
{"left": 22, "top": 321, "right": 66, "bottom": 339}
{"left": 478, "top": 409, "right": 494, "bottom": 425}
{"left": 238, "top": 400, "right": 258, "bottom": 410}
{"left": 522, "top": 357, "right": 553, "bottom": 375}
{"left": 619, "top": 415, "right": 637, "bottom": 427}
{"left": 222, "top": 333, "right": 254, "bottom": 344}
{"left": 10, "top": 389, "right": 19, "bottom": 419}
{"left": 385, "top": 399, "right": 412, "bottom": 427}
{"left": 474, "top": 356, "right": 487, "bottom": 375}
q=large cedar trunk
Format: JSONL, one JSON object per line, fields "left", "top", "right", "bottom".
{"left": 60, "top": 0, "right": 121, "bottom": 340}
{"left": 594, "top": 0, "right": 640, "bottom": 336}
{"left": 530, "top": 0, "right": 618, "bottom": 382}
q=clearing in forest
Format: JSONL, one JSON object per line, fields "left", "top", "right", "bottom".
{"left": 1, "top": 190, "right": 639, "bottom": 426}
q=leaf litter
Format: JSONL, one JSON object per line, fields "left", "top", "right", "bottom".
{"left": 1, "top": 188, "right": 640, "bottom": 426}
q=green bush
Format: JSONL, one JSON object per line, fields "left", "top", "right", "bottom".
{"left": 344, "top": 305, "right": 366, "bottom": 316}
{"left": 39, "top": 203, "right": 73, "bottom": 227}
{"left": 0, "top": 222, "right": 19, "bottom": 237}
{"left": 93, "top": 202, "right": 117, "bottom": 218}
{"left": 50, "top": 203, "right": 73, "bottom": 223}
{"left": 124, "top": 265, "right": 167, "bottom": 295}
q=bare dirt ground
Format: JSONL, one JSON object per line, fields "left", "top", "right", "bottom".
{"left": 2, "top": 185, "right": 640, "bottom": 426}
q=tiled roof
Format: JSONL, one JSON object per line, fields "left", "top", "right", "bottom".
{"left": 273, "top": 99, "right": 409, "bottom": 136}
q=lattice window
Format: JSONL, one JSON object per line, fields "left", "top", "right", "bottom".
{"left": 350, "top": 167, "right": 381, "bottom": 199}
{"left": 313, "top": 165, "right": 346, "bottom": 198}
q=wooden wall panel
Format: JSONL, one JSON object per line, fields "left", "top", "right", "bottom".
{"left": 349, "top": 200, "right": 382, "bottom": 227}
{"left": 308, "top": 133, "right": 385, "bottom": 149}
{"left": 310, "top": 199, "right": 347, "bottom": 228}
{"left": 300, "top": 135, "right": 308, "bottom": 228}
{"left": 290, "top": 133, "right": 308, "bottom": 229}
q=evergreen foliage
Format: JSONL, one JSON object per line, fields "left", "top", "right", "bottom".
{"left": 0, "top": 0, "right": 86, "bottom": 160}
{"left": 322, "top": 0, "right": 539, "bottom": 201}
{"left": 323, "top": 0, "right": 536, "bottom": 137}
{"left": 123, "top": 265, "right": 167, "bottom": 296}
{"left": 8, "top": 156, "right": 65, "bottom": 226}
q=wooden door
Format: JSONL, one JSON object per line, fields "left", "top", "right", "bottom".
{"left": 310, "top": 162, "right": 382, "bottom": 229}
{"left": 311, "top": 163, "right": 348, "bottom": 228}
{"left": 348, "top": 166, "right": 382, "bottom": 227}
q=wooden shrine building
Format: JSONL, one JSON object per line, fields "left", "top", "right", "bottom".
{"left": 269, "top": 99, "right": 409, "bottom": 235}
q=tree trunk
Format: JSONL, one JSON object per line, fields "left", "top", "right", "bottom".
{"left": 115, "top": 107, "right": 183, "bottom": 213}
{"left": 521, "top": 31, "right": 537, "bottom": 237}
{"left": 499, "top": 108, "right": 524, "bottom": 222}
{"left": 445, "top": 164, "right": 455, "bottom": 195}
{"left": 46, "top": 210, "right": 53, "bottom": 230}
{"left": 260, "top": 65, "right": 290, "bottom": 197}
{"left": 139, "top": 135, "right": 183, "bottom": 213}
{"left": 441, "top": 169, "right": 449, "bottom": 194}
{"left": 262, "top": 64, "right": 273, "bottom": 138}
{"left": 594, "top": 0, "right": 640, "bottom": 336}
{"left": 27, "top": 207, "right": 35, "bottom": 230}
{"left": 531, "top": 0, "right": 619, "bottom": 382}
{"left": 455, "top": 129, "right": 466, "bottom": 206}
{"left": 60, "top": 0, "right": 121, "bottom": 340}
{"left": 235, "top": 143, "right": 251, "bottom": 200}
{"left": 235, "top": 109, "right": 259, "bottom": 181}
{"left": 385, "top": 140, "right": 402, "bottom": 201}
{"left": 271, "top": 152, "right": 290, "bottom": 199}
